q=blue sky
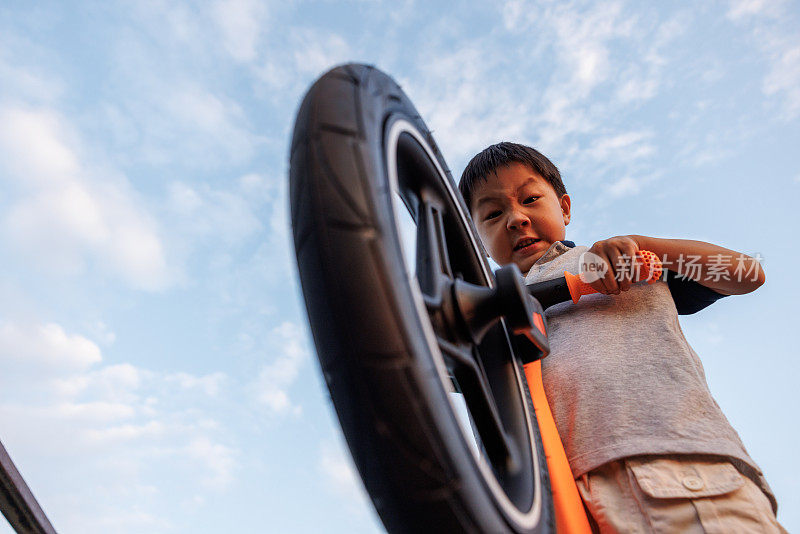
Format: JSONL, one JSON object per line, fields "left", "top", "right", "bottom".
{"left": 0, "top": 0, "right": 798, "bottom": 532}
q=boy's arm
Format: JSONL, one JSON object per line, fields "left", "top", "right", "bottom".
{"left": 585, "top": 235, "right": 765, "bottom": 296}
{"left": 631, "top": 235, "right": 765, "bottom": 295}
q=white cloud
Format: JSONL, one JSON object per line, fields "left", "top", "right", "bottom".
{"left": 503, "top": 1, "right": 639, "bottom": 93}
{"left": 616, "top": 76, "right": 659, "bottom": 103}
{"left": 0, "top": 107, "right": 80, "bottom": 185}
{"left": 185, "top": 437, "right": 238, "bottom": 489}
{"left": 160, "top": 175, "right": 275, "bottom": 297}
{"left": 0, "top": 319, "right": 236, "bottom": 506}
{"left": 111, "top": 82, "right": 261, "bottom": 168}
{"left": 169, "top": 181, "right": 204, "bottom": 213}
{"left": 0, "top": 33, "right": 65, "bottom": 103}
{"left": 238, "top": 172, "right": 267, "bottom": 193}
{"left": 292, "top": 31, "right": 351, "bottom": 76}
{"left": 726, "top": 0, "right": 800, "bottom": 119}
{"left": 55, "top": 401, "right": 137, "bottom": 423}
{"left": 501, "top": 0, "right": 525, "bottom": 30}
{"left": 61, "top": 507, "right": 172, "bottom": 534}
{"left": 319, "top": 439, "right": 366, "bottom": 503}
{"left": 254, "top": 29, "right": 352, "bottom": 99}
{"left": 250, "top": 321, "right": 309, "bottom": 415}
{"left": 168, "top": 86, "right": 253, "bottom": 151}
{"left": 166, "top": 179, "right": 263, "bottom": 248}
{"left": 48, "top": 363, "right": 143, "bottom": 405}
{"left": 135, "top": 0, "right": 202, "bottom": 44}
{"left": 406, "top": 44, "right": 528, "bottom": 164}
{"left": 0, "top": 321, "right": 101, "bottom": 372}
{"left": 166, "top": 372, "right": 227, "bottom": 397}
{"left": 608, "top": 175, "right": 641, "bottom": 198}
{"left": 85, "top": 420, "right": 165, "bottom": 445}
{"left": 96, "top": 24, "right": 263, "bottom": 169}
{"left": 477, "top": 1, "right": 677, "bottom": 163}
{"left": 586, "top": 131, "right": 655, "bottom": 162}
{"left": 761, "top": 39, "right": 800, "bottom": 117}
{"left": 77, "top": 364, "right": 143, "bottom": 403}
{"left": 212, "top": 0, "right": 269, "bottom": 63}
{"left": 676, "top": 130, "right": 734, "bottom": 168}
{"left": 726, "top": 0, "right": 784, "bottom": 20}
{"left": 86, "top": 320, "right": 117, "bottom": 346}
{"left": 0, "top": 106, "right": 171, "bottom": 290}
{"left": 549, "top": 2, "right": 635, "bottom": 92}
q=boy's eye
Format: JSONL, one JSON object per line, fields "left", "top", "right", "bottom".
{"left": 484, "top": 210, "right": 501, "bottom": 221}
{"left": 523, "top": 196, "right": 539, "bottom": 204}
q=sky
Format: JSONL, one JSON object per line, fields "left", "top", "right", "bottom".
{"left": 0, "top": 0, "right": 798, "bottom": 532}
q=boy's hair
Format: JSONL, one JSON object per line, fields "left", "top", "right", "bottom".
{"left": 458, "top": 142, "right": 567, "bottom": 212}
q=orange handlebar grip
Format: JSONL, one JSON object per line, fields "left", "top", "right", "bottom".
{"left": 563, "top": 271, "right": 594, "bottom": 303}
{"left": 637, "top": 249, "right": 663, "bottom": 284}
{"left": 565, "top": 249, "right": 663, "bottom": 303}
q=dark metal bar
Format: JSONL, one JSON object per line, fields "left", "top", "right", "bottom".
{"left": 436, "top": 335, "right": 518, "bottom": 473}
{"left": 0, "top": 439, "right": 57, "bottom": 534}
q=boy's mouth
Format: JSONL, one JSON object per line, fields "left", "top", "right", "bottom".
{"left": 513, "top": 238, "right": 541, "bottom": 251}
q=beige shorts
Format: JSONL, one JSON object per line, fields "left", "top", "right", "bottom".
{"left": 575, "top": 455, "right": 786, "bottom": 533}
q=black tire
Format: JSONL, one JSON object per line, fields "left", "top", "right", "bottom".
{"left": 290, "top": 64, "right": 554, "bottom": 533}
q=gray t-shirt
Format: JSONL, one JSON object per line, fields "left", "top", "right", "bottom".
{"left": 524, "top": 241, "right": 776, "bottom": 511}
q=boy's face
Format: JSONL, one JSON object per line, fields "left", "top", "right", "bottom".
{"left": 470, "top": 162, "right": 571, "bottom": 274}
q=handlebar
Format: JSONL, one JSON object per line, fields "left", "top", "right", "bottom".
{"left": 527, "top": 250, "right": 663, "bottom": 310}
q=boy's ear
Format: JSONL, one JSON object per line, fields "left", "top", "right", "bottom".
{"left": 560, "top": 194, "right": 571, "bottom": 225}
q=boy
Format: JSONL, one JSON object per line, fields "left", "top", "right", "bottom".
{"left": 459, "top": 142, "right": 784, "bottom": 533}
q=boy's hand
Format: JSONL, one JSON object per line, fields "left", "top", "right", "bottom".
{"left": 585, "top": 236, "right": 645, "bottom": 295}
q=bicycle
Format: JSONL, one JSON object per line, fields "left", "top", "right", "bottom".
{"left": 289, "top": 61, "right": 672, "bottom": 533}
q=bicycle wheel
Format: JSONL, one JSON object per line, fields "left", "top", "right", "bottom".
{"left": 290, "top": 64, "right": 554, "bottom": 533}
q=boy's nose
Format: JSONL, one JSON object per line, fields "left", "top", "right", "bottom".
{"left": 507, "top": 210, "right": 531, "bottom": 230}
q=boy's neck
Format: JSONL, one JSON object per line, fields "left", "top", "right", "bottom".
{"left": 524, "top": 240, "right": 576, "bottom": 275}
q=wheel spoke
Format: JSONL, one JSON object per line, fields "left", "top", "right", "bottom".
{"left": 415, "top": 194, "right": 454, "bottom": 302}
{"left": 436, "top": 336, "right": 518, "bottom": 473}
